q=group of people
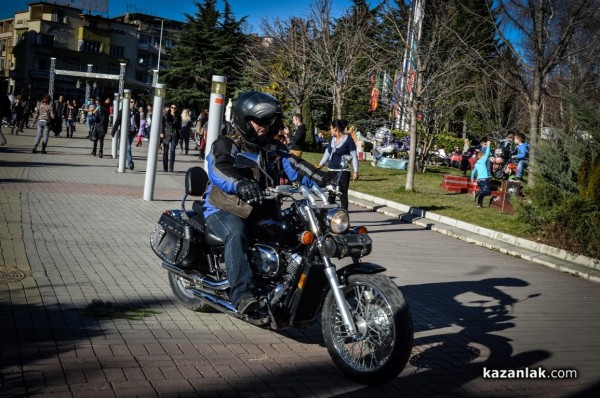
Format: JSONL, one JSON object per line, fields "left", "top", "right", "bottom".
{"left": 470, "top": 132, "right": 530, "bottom": 208}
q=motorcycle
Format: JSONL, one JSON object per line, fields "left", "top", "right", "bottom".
{"left": 150, "top": 152, "right": 414, "bottom": 385}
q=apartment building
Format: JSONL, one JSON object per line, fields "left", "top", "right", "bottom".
{"left": 6, "top": 2, "right": 180, "bottom": 101}
{"left": 0, "top": 18, "right": 14, "bottom": 91}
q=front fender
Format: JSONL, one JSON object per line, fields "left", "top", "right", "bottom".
{"left": 336, "top": 262, "right": 386, "bottom": 285}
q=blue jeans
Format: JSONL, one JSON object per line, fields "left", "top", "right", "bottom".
{"left": 162, "top": 137, "right": 177, "bottom": 171}
{"left": 205, "top": 210, "right": 255, "bottom": 307}
{"left": 126, "top": 131, "right": 135, "bottom": 168}
{"left": 34, "top": 120, "right": 50, "bottom": 147}
{"left": 516, "top": 159, "right": 527, "bottom": 178}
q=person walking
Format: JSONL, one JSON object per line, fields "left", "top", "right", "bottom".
{"left": 136, "top": 107, "right": 146, "bottom": 147}
{"left": 316, "top": 119, "right": 360, "bottom": 211}
{"left": 180, "top": 108, "right": 193, "bottom": 155}
{"left": 161, "top": 103, "right": 181, "bottom": 172}
{"left": 10, "top": 96, "right": 24, "bottom": 136}
{"left": 64, "top": 100, "right": 77, "bottom": 138}
{"left": 111, "top": 98, "right": 139, "bottom": 170}
{"left": 0, "top": 82, "right": 11, "bottom": 146}
{"left": 32, "top": 95, "right": 55, "bottom": 154}
{"left": 52, "top": 95, "right": 66, "bottom": 137}
{"left": 91, "top": 98, "right": 110, "bottom": 158}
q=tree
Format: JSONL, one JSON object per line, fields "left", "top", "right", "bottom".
{"left": 485, "top": 0, "right": 600, "bottom": 186}
{"left": 243, "top": 17, "right": 320, "bottom": 114}
{"left": 309, "top": 0, "right": 374, "bottom": 119}
{"left": 378, "top": 0, "right": 486, "bottom": 188}
{"left": 161, "top": 0, "right": 247, "bottom": 108}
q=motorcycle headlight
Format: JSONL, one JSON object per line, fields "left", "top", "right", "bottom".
{"left": 326, "top": 209, "right": 350, "bottom": 234}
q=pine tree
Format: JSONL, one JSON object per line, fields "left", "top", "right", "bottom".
{"left": 161, "top": 0, "right": 247, "bottom": 109}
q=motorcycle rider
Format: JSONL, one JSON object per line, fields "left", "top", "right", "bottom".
{"left": 203, "top": 91, "right": 326, "bottom": 315}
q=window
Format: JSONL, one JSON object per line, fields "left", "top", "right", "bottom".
{"left": 38, "top": 58, "right": 49, "bottom": 71}
{"left": 110, "top": 45, "right": 124, "bottom": 57}
{"left": 51, "top": 10, "right": 65, "bottom": 23}
{"left": 35, "top": 33, "right": 54, "bottom": 47}
{"left": 78, "top": 40, "right": 101, "bottom": 53}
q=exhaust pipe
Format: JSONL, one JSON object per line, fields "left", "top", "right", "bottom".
{"left": 162, "top": 262, "right": 229, "bottom": 290}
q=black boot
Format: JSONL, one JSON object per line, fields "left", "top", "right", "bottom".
{"left": 32, "top": 146, "right": 37, "bottom": 153}
{"left": 91, "top": 150, "right": 96, "bottom": 156}
{"left": 99, "top": 151, "right": 103, "bottom": 158}
{"left": 41, "top": 144, "right": 47, "bottom": 154}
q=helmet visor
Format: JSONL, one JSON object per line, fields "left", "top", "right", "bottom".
{"left": 248, "top": 115, "right": 277, "bottom": 127}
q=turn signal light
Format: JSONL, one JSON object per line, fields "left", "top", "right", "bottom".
{"left": 300, "top": 231, "right": 314, "bottom": 245}
{"left": 355, "top": 226, "right": 368, "bottom": 234}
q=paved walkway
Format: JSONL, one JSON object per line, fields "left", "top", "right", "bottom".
{"left": 1, "top": 127, "right": 599, "bottom": 397}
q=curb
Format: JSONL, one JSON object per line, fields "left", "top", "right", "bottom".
{"left": 348, "top": 189, "right": 600, "bottom": 283}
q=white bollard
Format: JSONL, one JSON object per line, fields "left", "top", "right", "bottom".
{"left": 112, "top": 93, "right": 119, "bottom": 159}
{"left": 118, "top": 89, "right": 130, "bottom": 172}
{"left": 143, "top": 84, "right": 166, "bottom": 201}
{"left": 204, "top": 75, "right": 227, "bottom": 171}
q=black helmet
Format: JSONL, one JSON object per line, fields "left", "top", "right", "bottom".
{"left": 232, "top": 91, "right": 283, "bottom": 142}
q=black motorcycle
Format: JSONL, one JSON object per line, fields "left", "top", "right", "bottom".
{"left": 150, "top": 152, "right": 413, "bottom": 385}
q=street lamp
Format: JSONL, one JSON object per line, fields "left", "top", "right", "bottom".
{"left": 152, "top": 18, "right": 164, "bottom": 87}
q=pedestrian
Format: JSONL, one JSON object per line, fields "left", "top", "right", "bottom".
{"left": 91, "top": 98, "right": 110, "bottom": 158}
{"left": 64, "top": 100, "right": 77, "bottom": 137}
{"left": 0, "top": 82, "right": 11, "bottom": 146}
{"left": 52, "top": 95, "right": 66, "bottom": 137}
{"left": 511, "top": 133, "right": 529, "bottom": 181}
{"left": 288, "top": 113, "right": 306, "bottom": 158}
{"left": 32, "top": 94, "right": 55, "bottom": 154}
{"left": 471, "top": 139, "right": 492, "bottom": 208}
{"left": 110, "top": 98, "right": 139, "bottom": 170}
{"left": 10, "top": 95, "right": 24, "bottom": 135}
{"left": 161, "top": 103, "right": 181, "bottom": 172}
{"left": 316, "top": 119, "right": 360, "bottom": 211}
{"left": 145, "top": 104, "right": 153, "bottom": 138}
{"left": 180, "top": 108, "right": 193, "bottom": 155}
{"left": 136, "top": 107, "right": 145, "bottom": 147}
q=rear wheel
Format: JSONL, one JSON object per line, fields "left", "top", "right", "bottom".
{"left": 321, "top": 274, "right": 413, "bottom": 385}
{"left": 168, "top": 272, "right": 214, "bottom": 312}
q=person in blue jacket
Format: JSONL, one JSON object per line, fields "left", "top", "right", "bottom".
{"left": 511, "top": 133, "right": 530, "bottom": 181}
{"left": 471, "top": 139, "right": 492, "bottom": 208}
{"left": 203, "top": 91, "right": 326, "bottom": 315}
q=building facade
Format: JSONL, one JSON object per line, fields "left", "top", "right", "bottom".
{"left": 4, "top": 2, "right": 180, "bottom": 102}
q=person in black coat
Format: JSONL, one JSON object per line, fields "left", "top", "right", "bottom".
{"left": 161, "top": 104, "right": 181, "bottom": 172}
{"left": 91, "top": 98, "right": 110, "bottom": 158}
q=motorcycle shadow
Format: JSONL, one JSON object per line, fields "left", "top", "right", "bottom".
{"left": 275, "top": 277, "right": 552, "bottom": 395}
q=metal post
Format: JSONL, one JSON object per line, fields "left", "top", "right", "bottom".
{"left": 112, "top": 93, "right": 120, "bottom": 159}
{"left": 204, "top": 75, "right": 227, "bottom": 171}
{"left": 152, "top": 70, "right": 158, "bottom": 87}
{"left": 118, "top": 89, "right": 131, "bottom": 172}
{"left": 118, "top": 63, "right": 126, "bottom": 96}
{"left": 155, "top": 19, "right": 164, "bottom": 84}
{"left": 85, "top": 64, "right": 92, "bottom": 101}
{"left": 143, "top": 84, "right": 166, "bottom": 201}
{"left": 49, "top": 57, "right": 56, "bottom": 99}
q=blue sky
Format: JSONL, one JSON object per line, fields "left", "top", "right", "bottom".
{"left": 1, "top": 0, "right": 359, "bottom": 33}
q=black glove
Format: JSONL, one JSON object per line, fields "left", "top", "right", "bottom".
{"left": 237, "top": 180, "right": 265, "bottom": 205}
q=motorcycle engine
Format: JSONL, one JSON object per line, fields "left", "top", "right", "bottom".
{"left": 249, "top": 245, "right": 304, "bottom": 280}
{"left": 249, "top": 244, "right": 281, "bottom": 278}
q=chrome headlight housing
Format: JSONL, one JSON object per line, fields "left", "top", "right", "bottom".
{"left": 326, "top": 209, "right": 350, "bottom": 234}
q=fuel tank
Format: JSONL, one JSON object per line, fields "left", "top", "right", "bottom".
{"left": 249, "top": 208, "right": 299, "bottom": 249}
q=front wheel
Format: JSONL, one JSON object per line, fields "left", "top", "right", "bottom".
{"left": 168, "top": 272, "right": 214, "bottom": 312}
{"left": 322, "top": 274, "right": 413, "bottom": 385}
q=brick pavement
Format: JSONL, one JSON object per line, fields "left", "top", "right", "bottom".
{"left": 1, "top": 126, "right": 599, "bottom": 397}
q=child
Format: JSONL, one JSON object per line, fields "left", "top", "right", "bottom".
{"left": 471, "top": 139, "right": 492, "bottom": 208}
{"left": 511, "top": 133, "right": 529, "bottom": 181}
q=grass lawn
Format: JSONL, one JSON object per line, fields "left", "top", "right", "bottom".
{"left": 302, "top": 152, "right": 530, "bottom": 239}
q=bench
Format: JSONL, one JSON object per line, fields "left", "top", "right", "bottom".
{"left": 441, "top": 175, "right": 469, "bottom": 193}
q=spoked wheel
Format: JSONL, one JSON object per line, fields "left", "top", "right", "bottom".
{"left": 322, "top": 274, "right": 413, "bottom": 385}
{"left": 168, "top": 272, "right": 214, "bottom": 312}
